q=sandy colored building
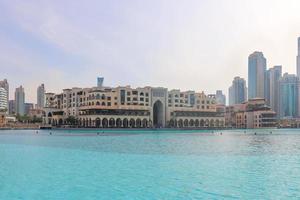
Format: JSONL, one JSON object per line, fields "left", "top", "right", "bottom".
{"left": 227, "top": 98, "right": 277, "bottom": 129}
{"left": 43, "top": 85, "right": 225, "bottom": 128}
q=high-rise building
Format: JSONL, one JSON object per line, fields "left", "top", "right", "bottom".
{"left": 228, "top": 77, "right": 247, "bottom": 105}
{"left": 0, "top": 87, "right": 8, "bottom": 112}
{"left": 215, "top": 90, "right": 226, "bottom": 105}
{"left": 97, "top": 77, "right": 104, "bottom": 87}
{"left": 278, "top": 73, "right": 299, "bottom": 118}
{"left": 248, "top": 51, "right": 267, "bottom": 99}
{"left": 37, "top": 84, "right": 45, "bottom": 108}
{"left": 297, "top": 37, "right": 300, "bottom": 77}
{"left": 0, "top": 79, "right": 9, "bottom": 113}
{"left": 266, "top": 66, "right": 282, "bottom": 116}
{"left": 25, "top": 103, "right": 34, "bottom": 115}
{"left": 15, "top": 86, "right": 25, "bottom": 116}
{"left": 9, "top": 100, "right": 15, "bottom": 115}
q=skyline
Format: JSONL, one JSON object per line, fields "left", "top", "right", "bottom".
{"left": 1, "top": 0, "right": 300, "bottom": 102}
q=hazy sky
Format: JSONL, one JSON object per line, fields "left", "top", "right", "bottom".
{"left": 1, "top": 0, "right": 300, "bottom": 103}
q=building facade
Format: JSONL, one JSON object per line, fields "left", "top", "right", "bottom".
{"left": 248, "top": 51, "right": 267, "bottom": 99}
{"left": 9, "top": 100, "right": 15, "bottom": 115}
{"left": 228, "top": 98, "right": 276, "bottom": 129}
{"left": 0, "top": 79, "right": 9, "bottom": 113}
{"left": 15, "top": 86, "right": 25, "bottom": 116}
{"left": 0, "top": 87, "right": 8, "bottom": 112}
{"left": 43, "top": 86, "right": 225, "bottom": 129}
{"left": 278, "top": 73, "right": 300, "bottom": 118}
{"left": 37, "top": 84, "right": 45, "bottom": 109}
{"left": 266, "top": 66, "right": 282, "bottom": 116}
{"left": 228, "top": 77, "right": 247, "bottom": 105}
{"left": 297, "top": 37, "right": 300, "bottom": 78}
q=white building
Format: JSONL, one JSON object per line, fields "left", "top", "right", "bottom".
{"left": 37, "top": 84, "right": 45, "bottom": 109}
{"left": 0, "top": 87, "right": 8, "bottom": 112}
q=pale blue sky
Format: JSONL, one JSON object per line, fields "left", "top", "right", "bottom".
{"left": 1, "top": 0, "right": 300, "bottom": 103}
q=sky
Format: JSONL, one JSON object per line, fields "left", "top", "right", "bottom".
{"left": 1, "top": 0, "right": 300, "bottom": 103}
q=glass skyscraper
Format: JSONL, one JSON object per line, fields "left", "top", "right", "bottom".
{"left": 279, "top": 73, "right": 299, "bottom": 118}
{"left": 228, "top": 77, "right": 247, "bottom": 105}
{"left": 248, "top": 52, "right": 267, "bottom": 99}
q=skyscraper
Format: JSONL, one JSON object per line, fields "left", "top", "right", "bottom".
{"left": 0, "top": 79, "right": 9, "bottom": 113}
{"left": 15, "top": 86, "right": 25, "bottom": 116}
{"left": 228, "top": 77, "right": 247, "bottom": 105}
{"left": 297, "top": 37, "right": 300, "bottom": 77}
{"left": 37, "top": 84, "right": 45, "bottom": 109}
{"left": 267, "top": 66, "right": 282, "bottom": 116}
{"left": 9, "top": 100, "right": 15, "bottom": 115}
{"left": 215, "top": 90, "right": 226, "bottom": 105}
{"left": 0, "top": 87, "right": 8, "bottom": 112}
{"left": 97, "top": 77, "right": 104, "bottom": 87}
{"left": 248, "top": 52, "right": 267, "bottom": 99}
{"left": 278, "top": 73, "right": 299, "bottom": 118}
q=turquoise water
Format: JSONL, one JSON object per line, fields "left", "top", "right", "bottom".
{"left": 1, "top": 129, "right": 300, "bottom": 199}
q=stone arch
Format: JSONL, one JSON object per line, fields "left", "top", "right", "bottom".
{"left": 123, "top": 118, "right": 129, "bottom": 128}
{"left": 109, "top": 118, "right": 115, "bottom": 127}
{"left": 189, "top": 119, "right": 194, "bottom": 127}
{"left": 96, "top": 101, "right": 100, "bottom": 106}
{"left": 116, "top": 118, "right": 122, "bottom": 128}
{"left": 200, "top": 119, "right": 205, "bottom": 127}
{"left": 209, "top": 119, "right": 214, "bottom": 127}
{"left": 136, "top": 118, "right": 142, "bottom": 128}
{"left": 215, "top": 119, "right": 220, "bottom": 127}
{"left": 129, "top": 118, "right": 136, "bottom": 128}
{"left": 178, "top": 119, "right": 183, "bottom": 128}
{"left": 102, "top": 118, "right": 108, "bottom": 128}
{"left": 95, "top": 118, "right": 101, "bottom": 128}
{"left": 184, "top": 119, "right": 189, "bottom": 127}
{"left": 195, "top": 119, "right": 200, "bottom": 127}
{"left": 205, "top": 119, "right": 209, "bottom": 127}
{"left": 58, "top": 118, "right": 63, "bottom": 126}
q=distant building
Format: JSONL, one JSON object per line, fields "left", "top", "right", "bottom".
{"left": 227, "top": 98, "right": 276, "bottom": 129}
{"left": 297, "top": 37, "right": 300, "bottom": 77}
{"left": 25, "top": 103, "right": 34, "bottom": 115}
{"left": 9, "top": 100, "right": 15, "bottom": 115}
{"left": 266, "top": 66, "right": 282, "bottom": 116}
{"left": 0, "top": 79, "right": 9, "bottom": 113}
{"left": 15, "top": 86, "right": 25, "bottom": 116}
{"left": 0, "top": 87, "right": 8, "bottom": 112}
{"left": 228, "top": 77, "right": 247, "bottom": 105}
{"left": 97, "top": 77, "right": 104, "bottom": 87}
{"left": 248, "top": 52, "right": 267, "bottom": 99}
{"left": 37, "top": 84, "right": 45, "bottom": 109}
{"left": 215, "top": 90, "right": 226, "bottom": 105}
{"left": 278, "top": 73, "right": 300, "bottom": 118}
{"left": 43, "top": 86, "right": 225, "bottom": 128}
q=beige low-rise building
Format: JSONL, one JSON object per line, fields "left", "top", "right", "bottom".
{"left": 0, "top": 112, "right": 7, "bottom": 127}
{"left": 43, "top": 85, "right": 225, "bottom": 129}
{"left": 227, "top": 98, "right": 277, "bottom": 129}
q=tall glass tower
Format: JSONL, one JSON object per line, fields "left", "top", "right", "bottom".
{"left": 279, "top": 73, "right": 299, "bottom": 118}
{"left": 248, "top": 52, "right": 267, "bottom": 99}
{"left": 297, "top": 37, "right": 300, "bottom": 77}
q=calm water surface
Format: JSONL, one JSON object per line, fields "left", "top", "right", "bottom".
{"left": 1, "top": 129, "right": 300, "bottom": 199}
